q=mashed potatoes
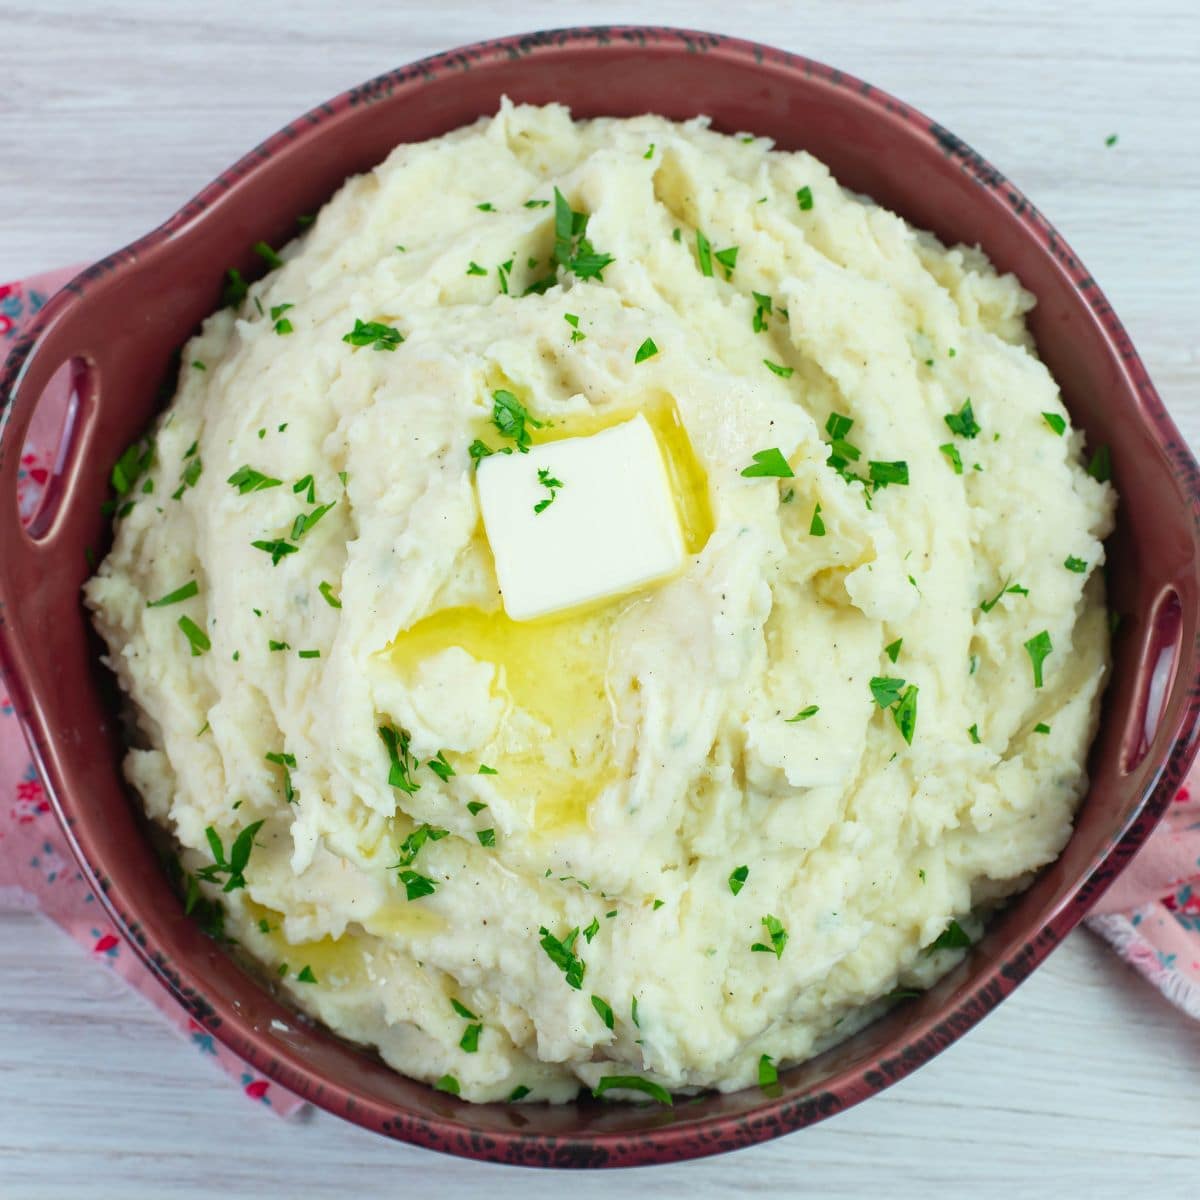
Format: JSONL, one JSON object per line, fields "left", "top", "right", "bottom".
{"left": 85, "top": 101, "right": 1115, "bottom": 1103}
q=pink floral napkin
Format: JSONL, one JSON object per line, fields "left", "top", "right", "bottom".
{"left": 0, "top": 267, "right": 304, "bottom": 1117}
{"left": 2, "top": 266, "right": 1198, "bottom": 1114}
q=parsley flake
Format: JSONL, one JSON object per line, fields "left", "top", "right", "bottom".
{"left": 318, "top": 580, "right": 342, "bottom": 608}
{"left": 378, "top": 725, "right": 420, "bottom": 793}
{"left": 177, "top": 615, "right": 210, "bottom": 656}
{"left": 253, "top": 241, "right": 283, "bottom": 270}
{"left": 491, "top": 389, "right": 542, "bottom": 452}
{"left": 1035, "top": 722, "right": 1051, "bottom": 734}
{"left": 967, "top": 723, "right": 981, "bottom": 744}
{"left": 634, "top": 337, "right": 659, "bottom": 363}
{"left": 644, "top": 143, "right": 655, "bottom": 159}
{"left": 290, "top": 501, "right": 335, "bottom": 541}
{"left": 466, "top": 261, "right": 488, "bottom": 276}
{"left": 868, "top": 460, "right": 909, "bottom": 488}
{"left": 939, "top": 443, "right": 964, "bottom": 474}
{"left": 944, "top": 398, "right": 981, "bottom": 439}
{"left": 196, "top": 820, "right": 264, "bottom": 893}
{"left": 434, "top": 1074, "right": 460, "bottom": 1096}
{"left": 296, "top": 965, "right": 317, "bottom": 983}
{"left": 870, "top": 676, "right": 906, "bottom": 708}
{"left": 591, "top": 995, "right": 615, "bottom": 1030}
{"left": 508, "top": 1085, "right": 531, "bottom": 1101}
{"left": 564, "top": 312, "right": 585, "bottom": 342}
{"left": 893, "top": 685, "right": 918, "bottom": 745}
{"left": 741, "top": 448, "right": 793, "bottom": 478}
{"left": 222, "top": 267, "right": 248, "bottom": 309}
{"left": 714, "top": 245, "right": 739, "bottom": 278}
{"left": 729, "top": 865, "right": 749, "bottom": 895}
{"left": 427, "top": 751, "right": 455, "bottom": 782}
{"left": 397, "top": 869, "right": 436, "bottom": 901}
{"left": 147, "top": 581, "right": 199, "bottom": 608}
{"left": 552, "top": 187, "right": 615, "bottom": 281}
{"left": 227, "top": 466, "right": 282, "bottom": 494}
{"left": 796, "top": 186, "right": 814, "bottom": 211}
{"left": 460, "top": 1023, "right": 482, "bottom": 1053}
{"left": 809, "top": 502, "right": 826, "bottom": 535}
{"left": 476, "top": 202, "right": 496, "bottom": 212}
{"left": 752, "top": 291, "right": 773, "bottom": 332}
{"left": 524, "top": 198, "right": 550, "bottom": 209}
{"left": 1024, "top": 630, "right": 1053, "bottom": 688}
{"left": 751, "top": 914, "right": 788, "bottom": 959}
{"left": 925, "top": 919, "right": 971, "bottom": 955}
{"left": 251, "top": 538, "right": 297, "bottom": 565}
{"left": 593, "top": 1076, "right": 672, "bottom": 1105}
{"left": 342, "top": 318, "right": 403, "bottom": 352}
{"left": 583, "top": 917, "right": 600, "bottom": 943}
{"left": 265, "top": 751, "right": 296, "bottom": 803}
{"left": 885, "top": 638, "right": 903, "bottom": 663}
{"left": 786, "top": 706, "right": 819, "bottom": 723}
{"left": 451, "top": 998, "right": 478, "bottom": 1020}
{"left": 758, "top": 1054, "right": 779, "bottom": 1089}
{"left": 1042, "top": 412, "right": 1066, "bottom": 435}
{"left": 533, "top": 466, "right": 563, "bottom": 514}
{"left": 695, "top": 229, "right": 713, "bottom": 277}
{"left": 1064, "top": 556, "right": 1088, "bottom": 573}
{"left": 538, "top": 925, "right": 586, "bottom": 989}
{"left": 1088, "top": 445, "right": 1112, "bottom": 482}
{"left": 763, "top": 359, "right": 794, "bottom": 378}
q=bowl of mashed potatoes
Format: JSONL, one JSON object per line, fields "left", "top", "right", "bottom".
{"left": 2, "top": 27, "right": 1199, "bottom": 1168}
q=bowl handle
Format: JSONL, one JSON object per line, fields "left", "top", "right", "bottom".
{"left": 0, "top": 280, "right": 105, "bottom": 574}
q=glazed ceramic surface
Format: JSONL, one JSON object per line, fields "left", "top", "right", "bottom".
{"left": 1, "top": 27, "right": 1198, "bottom": 1168}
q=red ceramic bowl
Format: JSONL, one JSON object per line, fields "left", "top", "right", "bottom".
{"left": 2, "top": 26, "right": 1198, "bottom": 1168}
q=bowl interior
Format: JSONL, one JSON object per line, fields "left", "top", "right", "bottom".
{"left": 2, "top": 27, "right": 1198, "bottom": 1167}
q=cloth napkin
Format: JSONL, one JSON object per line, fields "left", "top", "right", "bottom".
{"left": 2, "top": 267, "right": 1198, "bottom": 1115}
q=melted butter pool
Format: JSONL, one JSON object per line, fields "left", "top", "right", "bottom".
{"left": 384, "top": 395, "right": 713, "bottom": 837}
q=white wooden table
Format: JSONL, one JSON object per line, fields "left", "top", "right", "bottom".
{"left": 3, "top": 2, "right": 1198, "bottom": 1196}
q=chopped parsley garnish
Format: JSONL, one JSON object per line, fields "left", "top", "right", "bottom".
{"left": 552, "top": 187, "right": 615, "bottom": 281}
{"left": 1034, "top": 722, "right": 1051, "bottom": 734}
{"left": 451, "top": 998, "right": 478, "bottom": 1020}
{"left": 460, "top": 1023, "right": 482, "bottom": 1052}
{"left": 786, "top": 706, "right": 819, "bottom": 722}
{"left": 270, "top": 302, "right": 294, "bottom": 335}
{"left": 758, "top": 1054, "right": 779, "bottom": 1089}
{"left": 192, "top": 360, "right": 206, "bottom": 371}
{"left": 751, "top": 914, "right": 788, "bottom": 959}
{"left": 944, "top": 398, "right": 981, "bottom": 439}
{"left": 533, "top": 467, "right": 563, "bottom": 514}
{"left": 397, "top": 869, "right": 436, "bottom": 901}
{"left": 147, "top": 581, "right": 199, "bottom": 608}
{"left": 476, "top": 201, "right": 496, "bottom": 212}
{"left": 171, "top": 455, "right": 203, "bottom": 500}
{"left": 466, "top": 261, "right": 487, "bottom": 276}
{"left": 870, "top": 676, "right": 906, "bottom": 708}
{"left": 583, "top": 917, "right": 600, "bottom": 942}
{"left": 631, "top": 996, "right": 641, "bottom": 1027}
{"left": 653, "top": 899, "right": 665, "bottom": 910}
{"left": 110, "top": 439, "right": 154, "bottom": 496}
{"left": 298, "top": 649, "right": 320, "bottom": 659}
{"left": 434, "top": 1074, "right": 460, "bottom": 1096}
{"left": 290, "top": 501, "right": 335, "bottom": 540}
{"left": 538, "top": 925, "right": 586, "bottom": 989}
{"left": 378, "top": 724, "right": 420, "bottom": 793}
{"left": 672, "top": 227, "right": 682, "bottom": 243}
{"left": 893, "top": 685, "right": 918, "bottom": 745}
{"left": 979, "top": 579, "right": 1027, "bottom": 613}
{"left": 293, "top": 474, "right": 316, "bottom": 502}
{"left": 197, "top": 820, "right": 264, "bottom": 893}
{"left": 1042, "top": 412, "right": 1066, "bottom": 435}
{"left": 468, "top": 439, "right": 493, "bottom": 466}
{"left": 741, "top": 448, "right": 794, "bottom": 478}
{"left": 796, "top": 186, "right": 814, "bottom": 211}
{"left": 564, "top": 312, "right": 586, "bottom": 342}
{"left": 1105, "top": 133, "right": 1119, "bottom": 147}
{"left": 477, "top": 764, "right": 498, "bottom": 776}
{"left": 885, "top": 638, "right": 903, "bottom": 663}
{"left": 467, "top": 802, "right": 489, "bottom": 818}
{"left": 524, "top": 198, "right": 550, "bottom": 208}
{"left": 177, "top": 615, "right": 210, "bottom": 656}
{"left": 1064, "top": 556, "right": 1088, "bottom": 573}
{"left": 253, "top": 241, "right": 283, "bottom": 270}
{"left": 729, "top": 865, "right": 749, "bottom": 895}
{"left": 427, "top": 751, "right": 455, "bottom": 782}
{"left": 497, "top": 257, "right": 514, "bottom": 294}
{"left": 634, "top": 337, "right": 659, "bottom": 363}
{"left": 763, "top": 359, "right": 794, "bottom": 378}
{"left": 296, "top": 965, "right": 317, "bottom": 983}
{"left": 868, "top": 460, "right": 909, "bottom": 488}
{"left": 714, "top": 245, "right": 739, "bottom": 278}
{"left": 824, "top": 412, "right": 861, "bottom": 481}
{"left": 223, "top": 267, "right": 249, "bottom": 309}
{"left": 752, "top": 291, "right": 773, "bottom": 332}
{"left": 939, "top": 443, "right": 964, "bottom": 474}
{"left": 268, "top": 639, "right": 290, "bottom": 652}
{"left": 591, "top": 995, "right": 615, "bottom": 1030}
{"left": 967, "top": 723, "right": 981, "bottom": 744}
{"left": 476, "top": 828, "right": 496, "bottom": 847}
{"left": 695, "top": 229, "right": 713, "bottom": 277}
{"left": 781, "top": 489, "right": 794, "bottom": 503}
{"left": 265, "top": 751, "right": 296, "bottom": 803}
{"left": 251, "top": 538, "right": 297, "bottom": 565}
{"left": 809, "top": 503, "right": 825, "bottom": 535}
{"left": 508, "top": 1085, "right": 531, "bottom": 1101}
{"left": 593, "top": 1076, "right": 672, "bottom": 1105}
{"left": 491, "top": 389, "right": 542, "bottom": 452}
{"left": 342, "top": 319, "right": 403, "bottom": 352}
{"left": 1088, "top": 445, "right": 1112, "bottom": 482}
{"left": 318, "top": 580, "right": 342, "bottom": 608}
{"left": 227, "top": 465, "right": 282, "bottom": 494}
{"left": 1024, "top": 630, "right": 1053, "bottom": 688}
{"left": 925, "top": 919, "right": 971, "bottom": 955}
{"left": 644, "top": 143, "right": 655, "bottom": 159}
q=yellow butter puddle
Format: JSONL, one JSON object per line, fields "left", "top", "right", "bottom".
{"left": 384, "top": 393, "right": 713, "bottom": 836}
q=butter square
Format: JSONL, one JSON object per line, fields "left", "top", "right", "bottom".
{"left": 475, "top": 414, "right": 685, "bottom": 621}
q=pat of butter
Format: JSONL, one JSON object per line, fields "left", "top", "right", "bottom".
{"left": 476, "top": 413, "right": 686, "bottom": 621}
